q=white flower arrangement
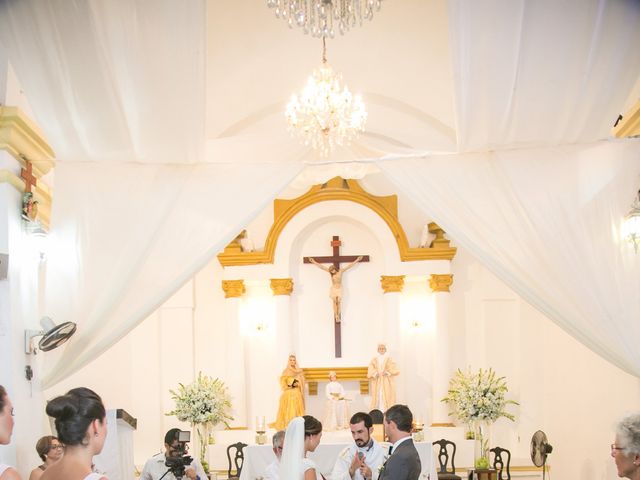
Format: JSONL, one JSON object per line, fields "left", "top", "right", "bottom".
{"left": 166, "top": 372, "right": 233, "bottom": 426}
{"left": 442, "top": 368, "right": 518, "bottom": 424}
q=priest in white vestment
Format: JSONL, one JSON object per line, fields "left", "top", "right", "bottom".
{"left": 367, "top": 344, "right": 399, "bottom": 411}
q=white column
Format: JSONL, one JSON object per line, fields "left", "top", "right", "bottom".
{"left": 379, "top": 276, "right": 403, "bottom": 407}
{"left": 222, "top": 280, "right": 247, "bottom": 426}
{"left": 430, "top": 274, "right": 454, "bottom": 426}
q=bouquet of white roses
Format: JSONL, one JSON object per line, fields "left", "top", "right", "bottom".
{"left": 442, "top": 367, "right": 517, "bottom": 424}
{"left": 167, "top": 372, "right": 233, "bottom": 426}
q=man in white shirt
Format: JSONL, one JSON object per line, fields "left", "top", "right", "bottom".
{"left": 263, "top": 430, "right": 285, "bottom": 480}
{"left": 140, "top": 428, "right": 207, "bottom": 480}
{"left": 331, "top": 412, "right": 387, "bottom": 480}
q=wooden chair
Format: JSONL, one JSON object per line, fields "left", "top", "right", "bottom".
{"left": 432, "top": 439, "right": 462, "bottom": 480}
{"left": 490, "top": 446, "right": 511, "bottom": 480}
{"left": 226, "top": 442, "right": 247, "bottom": 480}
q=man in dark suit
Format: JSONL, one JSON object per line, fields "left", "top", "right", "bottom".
{"left": 379, "top": 404, "right": 421, "bottom": 480}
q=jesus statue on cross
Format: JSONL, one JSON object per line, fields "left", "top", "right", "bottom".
{"left": 308, "top": 255, "right": 363, "bottom": 324}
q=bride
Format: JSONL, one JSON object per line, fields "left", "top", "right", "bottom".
{"left": 279, "top": 416, "right": 324, "bottom": 480}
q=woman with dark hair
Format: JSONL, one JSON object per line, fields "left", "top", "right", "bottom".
{"left": 612, "top": 413, "right": 640, "bottom": 479}
{"left": 41, "top": 388, "right": 107, "bottom": 480}
{"left": 0, "top": 385, "right": 21, "bottom": 480}
{"left": 29, "top": 436, "right": 64, "bottom": 480}
{"left": 279, "top": 415, "right": 324, "bottom": 480}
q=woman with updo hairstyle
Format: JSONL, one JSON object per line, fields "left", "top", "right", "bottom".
{"left": 41, "top": 388, "right": 107, "bottom": 480}
{"left": 279, "top": 415, "right": 323, "bottom": 480}
{"left": 612, "top": 413, "right": 640, "bottom": 479}
{"left": 29, "top": 436, "right": 64, "bottom": 480}
{"left": 0, "top": 385, "right": 21, "bottom": 480}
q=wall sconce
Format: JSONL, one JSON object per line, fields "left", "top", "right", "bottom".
{"left": 622, "top": 189, "right": 640, "bottom": 253}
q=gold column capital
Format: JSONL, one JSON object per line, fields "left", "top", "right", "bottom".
{"left": 222, "top": 279, "right": 245, "bottom": 298}
{"left": 429, "top": 274, "right": 453, "bottom": 292}
{"left": 270, "top": 278, "right": 294, "bottom": 296}
{"left": 380, "top": 275, "right": 405, "bottom": 293}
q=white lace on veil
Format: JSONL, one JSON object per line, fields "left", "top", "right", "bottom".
{"left": 279, "top": 416, "right": 304, "bottom": 480}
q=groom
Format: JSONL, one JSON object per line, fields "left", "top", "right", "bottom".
{"left": 380, "top": 405, "right": 421, "bottom": 480}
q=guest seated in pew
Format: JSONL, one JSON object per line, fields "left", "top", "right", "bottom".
{"left": 29, "top": 436, "right": 64, "bottom": 480}
{"left": 280, "top": 416, "right": 323, "bottom": 480}
{"left": 263, "top": 430, "right": 285, "bottom": 480}
{"left": 41, "top": 387, "right": 108, "bottom": 480}
{"left": 0, "top": 385, "right": 21, "bottom": 480}
{"left": 140, "top": 428, "right": 207, "bottom": 480}
{"left": 331, "top": 412, "right": 387, "bottom": 480}
{"left": 612, "top": 412, "right": 640, "bottom": 480}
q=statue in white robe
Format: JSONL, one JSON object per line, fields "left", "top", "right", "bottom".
{"left": 323, "top": 371, "right": 349, "bottom": 431}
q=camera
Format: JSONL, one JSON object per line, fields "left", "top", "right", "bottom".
{"left": 165, "top": 430, "right": 193, "bottom": 479}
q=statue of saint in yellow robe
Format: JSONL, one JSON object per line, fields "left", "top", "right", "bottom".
{"left": 367, "top": 343, "right": 399, "bottom": 411}
{"left": 271, "top": 355, "right": 305, "bottom": 430}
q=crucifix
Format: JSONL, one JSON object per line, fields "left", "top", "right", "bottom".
{"left": 303, "top": 235, "right": 370, "bottom": 357}
{"left": 21, "top": 161, "right": 37, "bottom": 193}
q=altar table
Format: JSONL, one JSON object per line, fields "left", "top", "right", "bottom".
{"left": 239, "top": 441, "right": 438, "bottom": 480}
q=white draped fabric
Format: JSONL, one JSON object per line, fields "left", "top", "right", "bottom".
{"left": 378, "top": 140, "right": 640, "bottom": 377}
{"left": 0, "top": 0, "right": 639, "bottom": 385}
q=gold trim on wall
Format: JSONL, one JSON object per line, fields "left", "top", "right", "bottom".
{"left": 429, "top": 274, "right": 453, "bottom": 292}
{"left": 218, "top": 177, "right": 457, "bottom": 266}
{"left": 613, "top": 100, "right": 640, "bottom": 138}
{"left": 0, "top": 106, "right": 55, "bottom": 177}
{"left": 270, "top": 278, "right": 294, "bottom": 296}
{"left": 221, "top": 279, "right": 245, "bottom": 298}
{"left": 302, "top": 366, "right": 369, "bottom": 395}
{"left": 380, "top": 275, "right": 405, "bottom": 293}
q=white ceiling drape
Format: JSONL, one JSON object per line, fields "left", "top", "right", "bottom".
{"left": 1, "top": 0, "right": 639, "bottom": 385}
{"left": 378, "top": 139, "right": 640, "bottom": 377}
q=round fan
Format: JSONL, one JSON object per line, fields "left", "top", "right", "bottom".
{"left": 25, "top": 317, "right": 77, "bottom": 354}
{"left": 531, "top": 430, "right": 553, "bottom": 479}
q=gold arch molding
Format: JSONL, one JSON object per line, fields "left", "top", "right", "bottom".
{"left": 217, "top": 177, "right": 456, "bottom": 267}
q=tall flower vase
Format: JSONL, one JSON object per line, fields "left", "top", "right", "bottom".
{"left": 195, "top": 423, "right": 211, "bottom": 473}
{"left": 473, "top": 422, "right": 491, "bottom": 470}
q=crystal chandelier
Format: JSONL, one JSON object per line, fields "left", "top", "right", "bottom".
{"left": 622, "top": 189, "right": 640, "bottom": 253}
{"left": 266, "top": 0, "right": 383, "bottom": 38}
{"left": 286, "top": 39, "right": 367, "bottom": 156}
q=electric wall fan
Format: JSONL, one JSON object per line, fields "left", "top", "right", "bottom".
{"left": 531, "top": 430, "right": 553, "bottom": 480}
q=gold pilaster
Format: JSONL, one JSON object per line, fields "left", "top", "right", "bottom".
{"left": 429, "top": 274, "right": 454, "bottom": 292}
{"left": 221, "top": 280, "right": 246, "bottom": 298}
{"left": 270, "top": 278, "right": 294, "bottom": 296}
{"left": 380, "top": 275, "right": 405, "bottom": 293}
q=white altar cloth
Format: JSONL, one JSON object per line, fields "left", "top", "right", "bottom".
{"left": 239, "top": 440, "right": 437, "bottom": 480}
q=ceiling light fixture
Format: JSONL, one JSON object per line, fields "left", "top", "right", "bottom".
{"left": 266, "top": 0, "right": 383, "bottom": 38}
{"left": 622, "top": 189, "right": 640, "bottom": 253}
{"left": 286, "top": 38, "right": 367, "bottom": 156}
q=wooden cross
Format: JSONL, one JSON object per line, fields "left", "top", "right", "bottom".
{"left": 21, "top": 161, "right": 37, "bottom": 193}
{"left": 303, "top": 236, "right": 370, "bottom": 358}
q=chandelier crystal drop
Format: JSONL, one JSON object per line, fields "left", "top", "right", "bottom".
{"left": 266, "top": 0, "right": 383, "bottom": 38}
{"left": 286, "top": 40, "right": 367, "bottom": 156}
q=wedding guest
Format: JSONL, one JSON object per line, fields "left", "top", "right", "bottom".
{"left": 41, "top": 388, "right": 107, "bottom": 480}
{"left": 279, "top": 416, "right": 323, "bottom": 480}
{"left": 29, "top": 436, "right": 64, "bottom": 480}
{"left": 139, "top": 428, "right": 206, "bottom": 480}
{"left": 612, "top": 413, "right": 640, "bottom": 480}
{"left": 263, "top": 430, "right": 285, "bottom": 480}
{"left": 0, "top": 385, "right": 21, "bottom": 480}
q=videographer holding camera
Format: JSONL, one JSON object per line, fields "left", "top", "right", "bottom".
{"left": 140, "top": 428, "right": 207, "bottom": 480}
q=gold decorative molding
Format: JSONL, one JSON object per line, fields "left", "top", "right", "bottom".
{"left": 0, "top": 106, "right": 55, "bottom": 177}
{"left": 380, "top": 275, "right": 405, "bottom": 293}
{"left": 302, "top": 366, "right": 369, "bottom": 395}
{"left": 270, "top": 278, "right": 294, "bottom": 296}
{"left": 430, "top": 422, "right": 455, "bottom": 427}
{"left": 613, "top": 100, "right": 640, "bottom": 138}
{"left": 221, "top": 279, "right": 245, "bottom": 298}
{"left": 218, "top": 177, "right": 457, "bottom": 266}
{"left": 429, "top": 274, "right": 454, "bottom": 292}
